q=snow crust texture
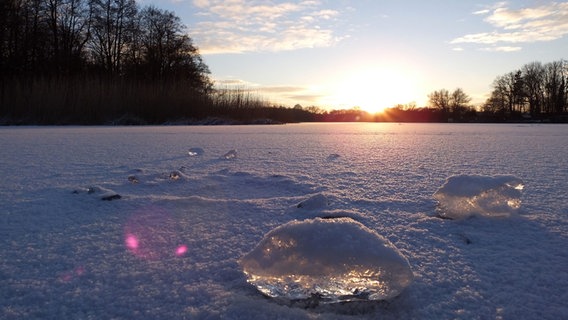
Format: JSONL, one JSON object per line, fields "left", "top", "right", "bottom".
{"left": 296, "top": 193, "right": 329, "bottom": 210}
{"left": 240, "top": 218, "right": 414, "bottom": 303}
{"left": 1, "top": 124, "right": 567, "bottom": 319}
{"left": 434, "top": 174, "right": 524, "bottom": 219}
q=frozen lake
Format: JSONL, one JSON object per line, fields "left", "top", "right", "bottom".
{"left": 1, "top": 123, "right": 567, "bottom": 319}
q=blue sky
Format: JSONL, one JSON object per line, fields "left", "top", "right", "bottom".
{"left": 142, "top": 0, "right": 568, "bottom": 112}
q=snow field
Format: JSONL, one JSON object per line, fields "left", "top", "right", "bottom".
{"left": 0, "top": 123, "right": 567, "bottom": 319}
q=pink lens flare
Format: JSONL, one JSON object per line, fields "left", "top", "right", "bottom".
{"left": 58, "top": 266, "right": 86, "bottom": 282}
{"left": 175, "top": 245, "right": 188, "bottom": 256}
{"left": 124, "top": 207, "right": 187, "bottom": 260}
{"left": 125, "top": 234, "right": 139, "bottom": 250}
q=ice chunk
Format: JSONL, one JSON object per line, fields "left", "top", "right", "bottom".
{"left": 169, "top": 170, "right": 181, "bottom": 180}
{"left": 101, "top": 193, "right": 121, "bottom": 201}
{"left": 188, "top": 147, "right": 204, "bottom": 156}
{"left": 221, "top": 149, "right": 237, "bottom": 160}
{"left": 296, "top": 193, "right": 328, "bottom": 210}
{"left": 240, "top": 218, "right": 413, "bottom": 303}
{"left": 434, "top": 174, "right": 524, "bottom": 219}
{"left": 128, "top": 175, "right": 139, "bottom": 184}
{"left": 72, "top": 186, "right": 121, "bottom": 201}
{"left": 327, "top": 153, "right": 340, "bottom": 161}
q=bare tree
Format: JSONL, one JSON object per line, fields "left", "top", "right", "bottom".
{"left": 543, "top": 60, "right": 567, "bottom": 114}
{"left": 89, "top": 0, "right": 138, "bottom": 75}
{"left": 483, "top": 92, "right": 506, "bottom": 116}
{"left": 492, "top": 72, "right": 515, "bottom": 114}
{"left": 428, "top": 88, "right": 473, "bottom": 121}
{"left": 139, "top": 6, "right": 211, "bottom": 91}
{"left": 485, "top": 59, "right": 568, "bottom": 119}
{"left": 522, "top": 61, "right": 545, "bottom": 116}
{"left": 0, "top": 0, "right": 51, "bottom": 74}
{"left": 428, "top": 89, "right": 450, "bottom": 114}
{"left": 59, "top": 0, "right": 91, "bottom": 73}
{"left": 450, "top": 88, "right": 471, "bottom": 111}
{"left": 44, "top": 0, "right": 91, "bottom": 73}
{"left": 512, "top": 70, "right": 525, "bottom": 113}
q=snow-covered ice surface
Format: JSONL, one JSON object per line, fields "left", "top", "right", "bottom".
{"left": 1, "top": 123, "right": 567, "bottom": 319}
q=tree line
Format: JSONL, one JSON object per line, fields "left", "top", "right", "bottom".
{"left": 0, "top": 0, "right": 211, "bottom": 83}
{"left": 482, "top": 60, "right": 568, "bottom": 121}
{"left": 1, "top": 0, "right": 317, "bottom": 124}
{"left": 427, "top": 88, "right": 476, "bottom": 122}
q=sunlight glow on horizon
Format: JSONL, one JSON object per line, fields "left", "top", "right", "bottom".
{"left": 319, "top": 65, "right": 424, "bottom": 113}
{"left": 219, "top": 63, "right": 430, "bottom": 112}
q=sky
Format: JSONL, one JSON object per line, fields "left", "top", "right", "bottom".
{"left": 141, "top": 0, "right": 568, "bottom": 112}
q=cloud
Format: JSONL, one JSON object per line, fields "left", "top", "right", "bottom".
{"left": 479, "top": 46, "right": 522, "bottom": 52}
{"left": 214, "top": 78, "right": 251, "bottom": 86}
{"left": 472, "top": 9, "right": 490, "bottom": 15}
{"left": 258, "top": 86, "right": 325, "bottom": 105}
{"left": 258, "top": 86, "right": 326, "bottom": 104}
{"left": 452, "top": 2, "right": 568, "bottom": 48}
{"left": 286, "top": 94, "right": 325, "bottom": 104}
{"left": 212, "top": 77, "right": 320, "bottom": 103}
{"left": 190, "top": 0, "right": 343, "bottom": 54}
{"left": 260, "top": 86, "right": 309, "bottom": 93}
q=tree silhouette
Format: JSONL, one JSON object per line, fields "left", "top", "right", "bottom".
{"left": 138, "top": 6, "right": 211, "bottom": 91}
{"left": 89, "top": 0, "right": 138, "bottom": 75}
{"left": 428, "top": 89, "right": 450, "bottom": 114}
{"left": 484, "top": 60, "right": 567, "bottom": 120}
{"left": 0, "top": 0, "right": 221, "bottom": 124}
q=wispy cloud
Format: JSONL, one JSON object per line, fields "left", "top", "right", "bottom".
{"left": 190, "top": 0, "right": 344, "bottom": 54}
{"left": 264, "top": 87, "right": 326, "bottom": 105}
{"left": 479, "top": 46, "right": 522, "bottom": 52}
{"left": 451, "top": 1, "right": 568, "bottom": 49}
{"left": 212, "top": 77, "right": 322, "bottom": 105}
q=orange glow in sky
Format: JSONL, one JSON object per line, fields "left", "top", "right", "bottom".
{"left": 321, "top": 65, "right": 424, "bottom": 113}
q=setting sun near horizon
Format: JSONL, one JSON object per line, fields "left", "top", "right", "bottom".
{"left": 320, "top": 65, "right": 424, "bottom": 113}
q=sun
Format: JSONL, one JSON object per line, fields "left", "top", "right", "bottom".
{"left": 327, "top": 66, "right": 419, "bottom": 113}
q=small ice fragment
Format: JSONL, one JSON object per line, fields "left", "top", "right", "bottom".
{"left": 296, "top": 193, "right": 328, "bottom": 210}
{"left": 433, "top": 174, "right": 524, "bottom": 219}
{"left": 74, "top": 186, "right": 121, "bottom": 200}
{"left": 327, "top": 153, "right": 340, "bottom": 160}
{"left": 240, "top": 218, "right": 414, "bottom": 303}
{"left": 98, "top": 187, "right": 121, "bottom": 201}
{"left": 188, "top": 148, "right": 204, "bottom": 156}
{"left": 87, "top": 186, "right": 99, "bottom": 194}
{"left": 169, "top": 171, "right": 181, "bottom": 180}
{"left": 221, "top": 149, "right": 237, "bottom": 160}
{"left": 101, "top": 194, "right": 121, "bottom": 201}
